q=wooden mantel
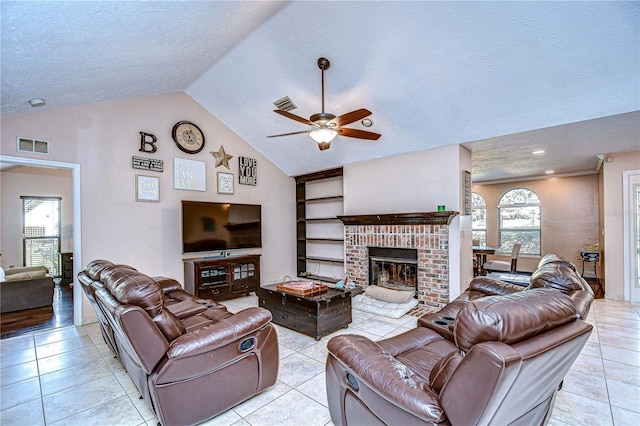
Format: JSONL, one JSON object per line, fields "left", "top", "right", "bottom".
{"left": 338, "top": 211, "right": 459, "bottom": 226}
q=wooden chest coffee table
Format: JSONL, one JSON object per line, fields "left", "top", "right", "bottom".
{"left": 257, "top": 283, "right": 353, "bottom": 340}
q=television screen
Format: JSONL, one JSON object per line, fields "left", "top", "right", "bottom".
{"left": 182, "top": 201, "right": 262, "bottom": 253}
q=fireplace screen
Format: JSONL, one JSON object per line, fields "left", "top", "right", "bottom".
{"left": 369, "top": 254, "right": 417, "bottom": 291}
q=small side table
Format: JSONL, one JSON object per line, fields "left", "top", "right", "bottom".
{"left": 579, "top": 249, "right": 603, "bottom": 298}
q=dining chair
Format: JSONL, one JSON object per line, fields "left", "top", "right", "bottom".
{"left": 483, "top": 243, "right": 521, "bottom": 273}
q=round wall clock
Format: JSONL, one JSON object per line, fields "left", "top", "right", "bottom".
{"left": 172, "top": 121, "right": 205, "bottom": 154}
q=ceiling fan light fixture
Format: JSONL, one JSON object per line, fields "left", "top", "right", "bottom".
{"left": 310, "top": 127, "right": 338, "bottom": 144}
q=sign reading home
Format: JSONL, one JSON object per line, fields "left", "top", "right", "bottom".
{"left": 132, "top": 156, "right": 163, "bottom": 172}
{"left": 239, "top": 157, "right": 257, "bottom": 186}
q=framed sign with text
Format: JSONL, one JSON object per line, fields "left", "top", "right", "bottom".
{"left": 217, "top": 172, "right": 234, "bottom": 194}
{"left": 136, "top": 175, "right": 160, "bottom": 202}
{"left": 174, "top": 158, "right": 206, "bottom": 191}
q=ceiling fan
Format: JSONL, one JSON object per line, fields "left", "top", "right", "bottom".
{"left": 267, "top": 57, "right": 381, "bottom": 150}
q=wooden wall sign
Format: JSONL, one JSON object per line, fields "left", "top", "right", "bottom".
{"left": 174, "top": 158, "right": 206, "bottom": 191}
{"left": 139, "top": 132, "right": 158, "bottom": 153}
{"left": 239, "top": 156, "right": 257, "bottom": 186}
{"left": 132, "top": 156, "right": 163, "bottom": 172}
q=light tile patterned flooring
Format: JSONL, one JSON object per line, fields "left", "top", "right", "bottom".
{"left": 1, "top": 296, "right": 638, "bottom": 425}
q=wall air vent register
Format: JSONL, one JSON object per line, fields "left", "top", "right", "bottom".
{"left": 17, "top": 137, "right": 50, "bottom": 155}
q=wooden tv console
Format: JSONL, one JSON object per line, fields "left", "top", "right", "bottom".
{"left": 184, "top": 254, "right": 260, "bottom": 301}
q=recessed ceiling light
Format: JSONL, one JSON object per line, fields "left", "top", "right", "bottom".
{"left": 545, "top": 170, "right": 554, "bottom": 174}
{"left": 532, "top": 150, "right": 545, "bottom": 155}
{"left": 361, "top": 118, "right": 373, "bottom": 127}
{"left": 28, "top": 98, "right": 45, "bottom": 107}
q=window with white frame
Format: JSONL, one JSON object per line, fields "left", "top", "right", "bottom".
{"left": 498, "top": 188, "right": 541, "bottom": 256}
{"left": 472, "top": 193, "right": 487, "bottom": 245}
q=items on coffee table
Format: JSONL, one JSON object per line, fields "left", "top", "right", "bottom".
{"left": 275, "top": 281, "right": 328, "bottom": 296}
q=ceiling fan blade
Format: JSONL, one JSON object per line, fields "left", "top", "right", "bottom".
{"left": 338, "top": 127, "right": 381, "bottom": 140}
{"left": 273, "top": 110, "right": 313, "bottom": 125}
{"left": 267, "top": 130, "right": 310, "bottom": 138}
{"left": 333, "top": 108, "right": 372, "bottom": 127}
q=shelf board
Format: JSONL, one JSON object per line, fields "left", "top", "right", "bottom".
{"left": 305, "top": 238, "right": 344, "bottom": 243}
{"left": 298, "top": 195, "right": 344, "bottom": 204}
{"left": 304, "top": 217, "right": 342, "bottom": 222}
{"left": 300, "top": 256, "right": 344, "bottom": 264}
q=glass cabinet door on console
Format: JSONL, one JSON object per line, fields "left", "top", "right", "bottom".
{"left": 184, "top": 254, "right": 260, "bottom": 301}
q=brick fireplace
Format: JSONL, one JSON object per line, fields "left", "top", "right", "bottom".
{"left": 339, "top": 212, "right": 457, "bottom": 310}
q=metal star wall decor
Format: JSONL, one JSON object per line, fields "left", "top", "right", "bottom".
{"left": 211, "top": 145, "right": 233, "bottom": 169}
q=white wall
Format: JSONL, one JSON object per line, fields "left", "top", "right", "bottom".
{"left": 1, "top": 93, "right": 296, "bottom": 322}
{"left": 602, "top": 150, "right": 640, "bottom": 299}
{"left": 343, "top": 144, "right": 473, "bottom": 299}
{"left": 1, "top": 167, "right": 73, "bottom": 269}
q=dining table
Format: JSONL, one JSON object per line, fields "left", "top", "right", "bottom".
{"left": 473, "top": 245, "right": 498, "bottom": 276}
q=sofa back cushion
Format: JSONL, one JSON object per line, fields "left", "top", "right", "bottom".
{"left": 84, "top": 260, "right": 115, "bottom": 280}
{"left": 3, "top": 268, "right": 47, "bottom": 281}
{"left": 454, "top": 288, "right": 576, "bottom": 352}
{"left": 529, "top": 264, "right": 590, "bottom": 293}
{"left": 101, "top": 267, "right": 185, "bottom": 341}
{"left": 538, "top": 253, "right": 578, "bottom": 271}
{"left": 102, "top": 268, "right": 163, "bottom": 315}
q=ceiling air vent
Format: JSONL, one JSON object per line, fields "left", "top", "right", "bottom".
{"left": 273, "top": 96, "right": 297, "bottom": 112}
{"left": 17, "top": 137, "right": 50, "bottom": 155}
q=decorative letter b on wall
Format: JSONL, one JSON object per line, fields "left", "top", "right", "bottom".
{"left": 139, "top": 132, "right": 158, "bottom": 153}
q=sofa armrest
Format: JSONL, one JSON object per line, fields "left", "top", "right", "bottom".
{"left": 567, "top": 290, "right": 594, "bottom": 319}
{"left": 167, "top": 307, "right": 272, "bottom": 358}
{"left": 327, "top": 334, "right": 446, "bottom": 423}
{"left": 153, "top": 277, "right": 183, "bottom": 293}
{"left": 469, "top": 277, "right": 526, "bottom": 296}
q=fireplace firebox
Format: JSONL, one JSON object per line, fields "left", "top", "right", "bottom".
{"left": 369, "top": 247, "right": 417, "bottom": 292}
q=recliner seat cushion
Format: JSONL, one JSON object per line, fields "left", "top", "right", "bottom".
{"left": 454, "top": 288, "right": 576, "bottom": 352}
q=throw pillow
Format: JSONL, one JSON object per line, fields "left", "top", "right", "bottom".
{"left": 3, "top": 269, "right": 47, "bottom": 281}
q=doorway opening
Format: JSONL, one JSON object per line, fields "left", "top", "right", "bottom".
{"left": 0, "top": 155, "right": 82, "bottom": 327}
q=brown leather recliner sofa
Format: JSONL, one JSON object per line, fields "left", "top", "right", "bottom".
{"left": 78, "top": 260, "right": 279, "bottom": 426}
{"left": 326, "top": 288, "right": 593, "bottom": 425}
{"left": 418, "top": 253, "right": 594, "bottom": 341}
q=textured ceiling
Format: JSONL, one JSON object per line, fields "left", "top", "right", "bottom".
{"left": 1, "top": 1, "right": 639, "bottom": 180}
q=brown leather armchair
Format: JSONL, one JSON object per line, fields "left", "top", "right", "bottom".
{"left": 79, "top": 260, "right": 279, "bottom": 426}
{"left": 326, "top": 289, "right": 592, "bottom": 426}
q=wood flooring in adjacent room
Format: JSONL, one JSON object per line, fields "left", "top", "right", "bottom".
{"left": 0, "top": 284, "right": 73, "bottom": 339}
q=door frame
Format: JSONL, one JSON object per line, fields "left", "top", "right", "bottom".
{"left": 623, "top": 169, "right": 640, "bottom": 302}
{"left": 1, "top": 155, "right": 83, "bottom": 325}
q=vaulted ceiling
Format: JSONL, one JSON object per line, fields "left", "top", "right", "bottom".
{"left": 1, "top": 1, "right": 638, "bottom": 180}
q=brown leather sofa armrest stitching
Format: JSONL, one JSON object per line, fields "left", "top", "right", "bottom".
{"left": 469, "top": 277, "right": 526, "bottom": 296}
{"left": 168, "top": 307, "right": 273, "bottom": 358}
{"left": 328, "top": 334, "right": 446, "bottom": 423}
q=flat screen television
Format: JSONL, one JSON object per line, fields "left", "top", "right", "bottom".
{"left": 181, "top": 201, "right": 262, "bottom": 253}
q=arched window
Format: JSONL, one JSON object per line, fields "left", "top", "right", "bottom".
{"left": 472, "top": 193, "right": 486, "bottom": 245}
{"left": 498, "top": 188, "right": 541, "bottom": 256}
